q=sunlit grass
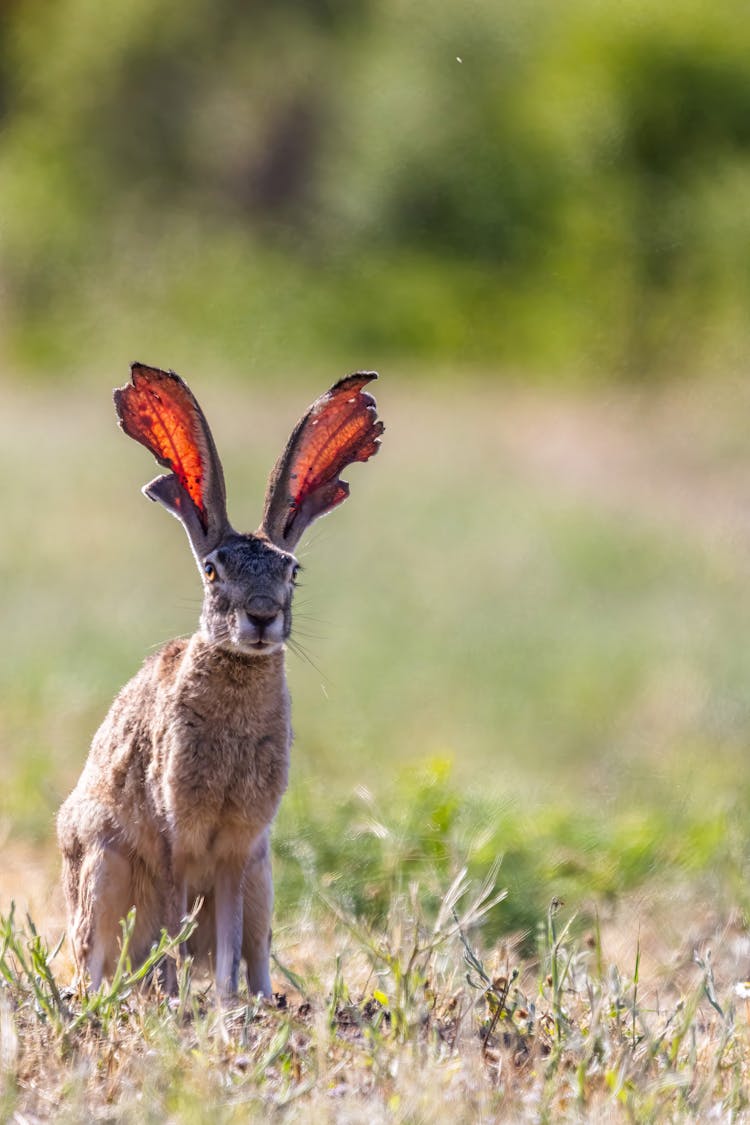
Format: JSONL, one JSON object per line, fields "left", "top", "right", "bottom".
{"left": 1, "top": 877, "right": 749, "bottom": 1122}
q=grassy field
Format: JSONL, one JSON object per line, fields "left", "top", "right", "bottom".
{"left": 2, "top": 372, "right": 750, "bottom": 1120}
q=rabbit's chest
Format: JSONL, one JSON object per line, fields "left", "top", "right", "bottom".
{"left": 160, "top": 725, "right": 290, "bottom": 856}
{"left": 150, "top": 656, "right": 291, "bottom": 860}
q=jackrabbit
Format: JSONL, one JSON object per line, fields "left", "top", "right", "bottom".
{"left": 57, "top": 364, "right": 383, "bottom": 998}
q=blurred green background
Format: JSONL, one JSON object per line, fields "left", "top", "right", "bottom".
{"left": 2, "top": 0, "right": 750, "bottom": 945}
{"left": 3, "top": 0, "right": 750, "bottom": 380}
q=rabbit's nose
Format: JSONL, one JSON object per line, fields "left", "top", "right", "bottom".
{"left": 247, "top": 611, "right": 278, "bottom": 632}
{"left": 236, "top": 601, "right": 285, "bottom": 650}
{"left": 245, "top": 599, "right": 281, "bottom": 632}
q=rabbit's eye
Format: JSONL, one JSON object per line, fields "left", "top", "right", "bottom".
{"left": 204, "top": 561, "right": 217, "bottom": 583}
{"left": 291, "top": 563, "right": 301, "bottom": 584}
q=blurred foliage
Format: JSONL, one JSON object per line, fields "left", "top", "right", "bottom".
{"left": 273, "top": 756, "right": 748, "bottom": 950}
{"left": 1, "top": 0, "right": 750, "bottom": 379}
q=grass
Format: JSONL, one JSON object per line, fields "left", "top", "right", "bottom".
{"left": 2, "top": 372, "right": 750, "bottom": 1118}
{"left": 1, "top": 881, "right": 749, "bottom": 1122}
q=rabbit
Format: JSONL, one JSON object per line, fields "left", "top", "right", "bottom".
{"left": 57, "top": 363, "right": 383, "bottom": 999}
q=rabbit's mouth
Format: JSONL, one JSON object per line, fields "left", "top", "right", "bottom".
{"left": 231, "top": 608, "right": 287, "bottom": 656}
{"left": 214, "top": 631, "right": 285, "bottom": 658}
{"left": 239, "top": 637, "right": 284, "bottom": 657}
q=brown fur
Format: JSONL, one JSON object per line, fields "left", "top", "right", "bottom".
{"left": 57, "top": 639, "right": 290, "bottom": 995}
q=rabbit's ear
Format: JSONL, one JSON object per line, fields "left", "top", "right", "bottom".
{"left": 114, "top": 363, "right": 231, "bottom": 559}
{"left": 261, "top": 372, "right": 384, "bottom": 551}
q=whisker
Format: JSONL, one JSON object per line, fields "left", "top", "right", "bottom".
{"left": 146, "top": 630, "right": 193, "bottom": 652}
{"left": 286, "top": 637, "right": 329, "bottom": 680}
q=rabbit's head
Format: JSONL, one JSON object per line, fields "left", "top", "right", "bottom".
{"left": 198, "top": 533, "right": 296, "bottom": 655}
{"left": 114, "top": 364, "right": 383, "bottom": 657}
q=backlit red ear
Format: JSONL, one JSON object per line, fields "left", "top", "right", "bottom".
{"left": 262, "top": 373, "right": 384, "bottom": 550}
{"left": 114, "top": 364, "right": 229, "bottom": 558}
{"left": 115, "top": 364, "right": 216, "bottom": 531}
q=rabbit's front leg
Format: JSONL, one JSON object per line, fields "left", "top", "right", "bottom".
{"left": 242, "top": 832, "right": 273, "bottom": 997}
{"left": 214, "top": 861, "right": 244, "bottom": 999}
